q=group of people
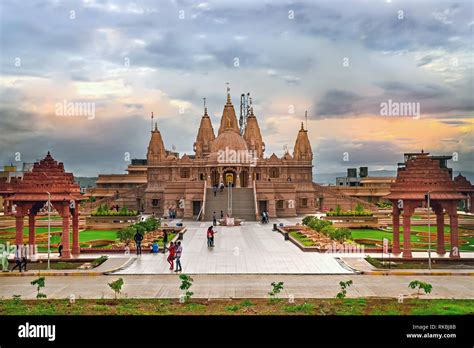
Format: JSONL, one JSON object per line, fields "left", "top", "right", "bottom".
{"left": 212, "top": 210, "right": 225, "bottom": 226}
{"left": 167, "top": 209, "right": 177, "bottom": 219}
{"left": 133, "top": 230, "right": 183, "bottom": 272}
{"left": 166, "top": 241, "right": 183, "bottom": 272}
{"left": 261, "top": 210, "right": 270, "bottom": 224}
{"left": 212, "top": 182, "right": 227, "bottom": 196}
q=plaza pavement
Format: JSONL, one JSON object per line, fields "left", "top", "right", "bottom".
{"left": 113, "top": 220, "right": 353, "bottom": 275}
{"left": 0, "top": 274, "right": 472, "bottom": 299}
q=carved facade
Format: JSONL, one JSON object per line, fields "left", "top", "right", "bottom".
{"left": 144, "top": 91, "right": 316, "bottom": 219}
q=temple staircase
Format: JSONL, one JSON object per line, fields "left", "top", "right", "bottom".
{"left": 204, "top": 187, "right": 256, "bottom": 221}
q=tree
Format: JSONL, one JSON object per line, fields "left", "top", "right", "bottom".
{"left": 31, "top": 277, "right": 47, "bottom": 299}
{"left": 408, "top": 280, "right": 432, "bottom": 298}
{"left": 333, "top": 228, "right": 352, "bottom": 242}
{"left": 117, "top": 227, "right": 136, "bottom": 246}
{"left": 108, "top": 278, "right": 124, "bottom": 299}
{"left": 336, "top": 280, "right": 353, "bottom": 299}
{"left": 179, "top": 274, "right": 194, "bottom": 303}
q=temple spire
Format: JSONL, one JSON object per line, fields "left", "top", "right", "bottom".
{"left": 203, "top": 97, "right": 208, "bottom": 115}
{"left": 226, "top": 82, "right": 231, "bottom": 104}
{"left": 194, "top": 98, "right": 216, "bottom": 158}
{"left": 294, "top": 117, "right": 313, "bottom": 161}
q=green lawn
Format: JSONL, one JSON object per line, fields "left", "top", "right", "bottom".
{"left": 3, "top": 227, "right": 62, "bottom": 235}
{"left": 350, "top": 226, "right": 474, "bottom": 251}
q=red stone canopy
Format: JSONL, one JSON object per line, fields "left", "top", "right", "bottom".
{"left": 385, "top": 152, "right": 465, "bottom": 258}
{"left": 5, "top": 152, "right": 85, "bottom": 258}
{"left": 385, "top": 152, "right": 465, "bottom": 201}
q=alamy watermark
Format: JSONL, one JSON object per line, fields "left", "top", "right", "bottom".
{"left": 380, "top": 99, "right": 420, "bottom": 119}
{"left": 55, "top": 99, "right": 95, "bottom": 120}
{"left": 217, "top": 146, "right": 258, "bottom": 166}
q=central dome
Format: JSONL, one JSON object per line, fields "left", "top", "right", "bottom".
{"left": 213, "top": 129, "right": 248, "bottom": 152}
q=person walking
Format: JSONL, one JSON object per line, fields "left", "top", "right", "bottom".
{"left": 220, "top": 210, "right": 224, "bottom": 220}
{"left": 213, "top": 185, "right": 217, "bottom": 197}
{"left": 163, "top": 230, "right": 168, "bottom": 251}
{"left": 134, "top": 231, "right": 144, "bottom": 255}
{"left": 207, "top": 226, "right": 214, "bottom": 247}
{"left": 174, "top": 241, "right": 183, "bottom": 272}
{"left": 167, "top": 241, "right": 175, "bottom": 270}
{"left": 21, "top": 244, "right": 28, "bottom": 271}
{"left": 209, "top": 226, "right": 216, "bottom": 247}
{"left": 265, "top": 211, "right": 269, "bottom": 223}
{"left": 11, "top": 245, "right": 23, "bottom": 272}
{"left": 212, "top": 212, "right": 217, "bottom": 226}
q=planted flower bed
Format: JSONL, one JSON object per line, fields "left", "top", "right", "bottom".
{"left": 279, "top": 216, "right": 357, "bottom": 252}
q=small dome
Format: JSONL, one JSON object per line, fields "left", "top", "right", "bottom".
{"left": 213, "top": 129, "right": 248, "bottom": 152}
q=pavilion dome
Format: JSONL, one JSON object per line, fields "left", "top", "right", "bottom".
{"left": 213, "top": 128, "right": 248, "bottom": 153}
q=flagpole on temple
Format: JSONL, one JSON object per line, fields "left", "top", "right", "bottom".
{"left": 151, "top": 112, "right": 154, "bottom": 131}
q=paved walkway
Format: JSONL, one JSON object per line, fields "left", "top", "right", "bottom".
{"left": 114, "top": 221, "right": 352, "bottom": 274}
{"left": 0, "top": 274, "right": 472, "bottom": 299}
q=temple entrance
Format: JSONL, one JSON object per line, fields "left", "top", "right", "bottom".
{"left": 192, "top": 201, "right": 201, "bottom": 216}
{"left": 240, "top": 169, "right": 249, "bottom": 187}
{"left": 258, "top": 200, "right": 267, "bottom": 214}
{"left": 224, "top": 169, "right": 236, "bottom": 187}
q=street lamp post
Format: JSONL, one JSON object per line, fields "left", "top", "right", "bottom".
{"left": 426, "top": 191, "right": 432, "bottom": 270}
{"left": 46, "top": 191, "right": 51, "bottom": 270}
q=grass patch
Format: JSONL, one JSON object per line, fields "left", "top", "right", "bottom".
{"left": 282, "top": 303, "right": 314, "bottom": 314}
{"left": 289, "top": 231, "right": 316, "bottom": 246}
{"left": 0, "top": 298, "right": 472, "bottom": 315}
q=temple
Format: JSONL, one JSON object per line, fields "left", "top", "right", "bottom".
{"left": 143, "top": 89, "right": 316, "bottom": 220}
{"left": 89, "top": 89, "right": 317, "bottom": 220}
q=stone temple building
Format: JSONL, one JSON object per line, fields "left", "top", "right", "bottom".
{"left": 143, "top": 90, "right": 316, "bottom": 220}
{"left": 88, "top": 90, "right": 375, "bottom": 220}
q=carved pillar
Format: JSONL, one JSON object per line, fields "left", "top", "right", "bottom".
{"left": 206, "top": 168, "right": 212, "bottom": 187}
{"left": 218, "top": 168, "right": 223, "bottom": 184}
{"left": 28, "top": 211, "right": 36, "bottom": 254}
{"left": 72, "top": 201, "right": 80, "bottom": 255}
{"left": 61, "top": 203, "right": 71, "bottom": 258}
{"left": 447, "top": 202, "right": 460, "bottom": 258}
{"left": 392, "top": 203, "right": 400, "bottom": 253}
{"left": 236, "top": 167, "right": 241, "bottom": 188}
{"left": 402, "top": 200, "right": 414, "bottom": 258}
{"left": 432, "top": 202, "right": 445, "bottom": 254}
{"left": 15, "top": 204, "right": 24, "bottom": 246}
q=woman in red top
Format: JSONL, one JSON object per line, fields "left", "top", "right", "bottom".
{"left": 167, "top": 241, "right": 175, "bottom": 270}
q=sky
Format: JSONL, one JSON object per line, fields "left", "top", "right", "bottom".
{"left": 0, "top": 0, "right": 473, "bottom": 178}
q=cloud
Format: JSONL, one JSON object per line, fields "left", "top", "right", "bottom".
{"left": 0, "top": 0, "right": 472, "bottom": 176}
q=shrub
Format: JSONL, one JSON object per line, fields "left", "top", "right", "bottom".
{"left": 134, "top": 224, "right": 147, "bottom": 235}
{"left": 179, "top": 274, "right": 194, "bottom": 303}
{"left": 333, "top": 228, "right": 352, "bottom": 242}
{"left": 336, "top": 280, "right": 353, "bottom": 299}
{"left": 409, "top": 280, "right": 433, "bottom": 298}
{"left": 108, "top": 278, "right": 124, "bottom": 299}
{"left": 268, "top": 281, "right": 284, "bottom": 301}
{"left": 31, "top": 277, "right": 47, "bottom": 299}
{"left": 117, "top": 227, "right": 136, "bottom": 246}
